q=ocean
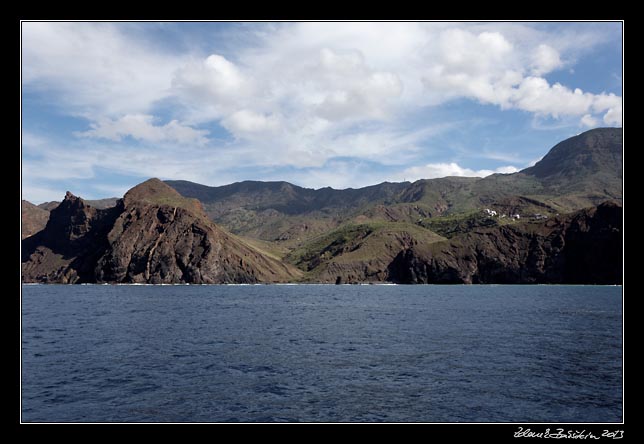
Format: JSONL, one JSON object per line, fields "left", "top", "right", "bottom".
{"left": 21, "top": 284, "right": 622, "bottom": 423}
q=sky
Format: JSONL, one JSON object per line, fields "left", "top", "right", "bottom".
{"left": 21, "top": 21, "right": 622, "bottom": 204}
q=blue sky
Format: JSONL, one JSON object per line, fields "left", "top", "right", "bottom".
{"left": 21, "top": 21, "right": 622, "bottom": 203}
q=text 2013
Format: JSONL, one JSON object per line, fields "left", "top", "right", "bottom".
{"left": 514, "top": 427, "right": 624, "bottom": 439}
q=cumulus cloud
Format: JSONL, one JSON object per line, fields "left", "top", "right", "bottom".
{"left": 531, "top": 44, "right": 563, "bottom": 75}
{"left": 580, "top": 114, "right": 599, "bottom": 128}
{"left": 77, "top": 114, "right": 209, "bottom": 145}
{"left": 591, "top": 93, "right": 622, "bottom": 126}
{"left": 22, "top": 22, "right": 621, "bottom": 198}
{"left": 172, "top": 54, "right": 254, "bottom": 119}
{"left": 312, "top": 48, "right": 403, "bottom": 121}
{"left": 603, "top": 105, "right": 622, "bottom": 126}
{"left": 510, "top": 78, "right": 595, "bottom": 117}
{"left": 221, "top": 110, "right": 281, "bottom": 138}
{"left": 316, "top": 71, "right": 403, "bottom": 122}
{"left": 421, "top": 29, "right": 520, "bottom": 107}
{"left": 420, "top": 28, "right": 620, "bottom": 125}
{"left": 164, "top": 23, "right": 623, "bottom": 168}
{"left": 23, "top": 22, "right": 621, "bottom": 132}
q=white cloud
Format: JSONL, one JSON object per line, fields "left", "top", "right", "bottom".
{"left": 592, "top": 93, "right": 622, "bottom": 126}
{"left": 77, "top": 114, "right": 209, "bottom": 145}
{"left": 22, "top": 22, "right": 186, "bottom": 116}
{"left": 531, "top": 44, "right": 563, "bottom": 75}
{"left": 580, "top": 114, "right": 599, "bottom": 128}
{"left": 171, "top": 54, "right": 254, "bottom": 120}
{"left": 258, "top": 160, "right": 521, "bottom": 191}
{"left": 311, "top": 48, "right": 403, "bottom": 122}
{"left": 421, "top": 28, "right": 520, "bottom": 107}
{"left": 414, "top": 27, "right": 620, "bottom": 126}
{"left": 22, "top": 22, "right": 622, "bottom": 195}
{"left": 419, "top": 28, "right": 618, "bottom": 126}
{"left": 494, "top": 165, "right": 521, "bottom": 174}
{"left": 221, "top": 110, "right": 281, "bottom": 138}
{"left": 603, "top": 105, "right": 622, "bottom": 126}
{"left": 394, "top": 163, "right": 519, "bottom": 182}
{"left": 315, "top": 70, "right": 403, "bottom": 122}
{"left": 23, "top": 22, "right": 621, "bottom": 133}
{"left": 510, "top": 77, "right": 595, "bottom": 117}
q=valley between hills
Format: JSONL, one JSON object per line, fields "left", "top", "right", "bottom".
{"left": 21, "top": 127, "right": 622, "bottom": 284}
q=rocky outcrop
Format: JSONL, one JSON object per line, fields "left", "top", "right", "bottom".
{"left": 22, "top": 179, "right": 300, "bottom": 284}
{"left": 22, "top": 192, "right": 121, "bottom": 283}
{"left": 22, "top": 197, "right": 120, "bottom": 240}
{"left": 386, "top": 201, "right": 622, "bottom": 284}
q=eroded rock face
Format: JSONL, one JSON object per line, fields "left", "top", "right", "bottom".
{"left": 21, "top": 181, "right": 299, "bottom": 284}
{"left": 387, "top": 201, "right": 622, "bottom": 285}
{"left": 94, "top": 203, "right": 294, "bottom": 284}
{"left": 21, "top": 192, "right": 122, "bottom": 283}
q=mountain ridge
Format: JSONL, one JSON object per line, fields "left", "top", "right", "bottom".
{"left": 22, "top": 183, "right": 300, "bottom": 284}
{"left": 166, "top": 128, "right": 621, "bottom": 247}
{"left": 22, "top": 127, "right": 622, "bottom": 284}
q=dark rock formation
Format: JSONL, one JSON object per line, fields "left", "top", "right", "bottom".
{"left": 22, "top": 192, "right": 121, "bottom": 283}
{"left": 22, "top": 180, "right": 300, "bottom": 284}
{"left": 387, "top": 201, "right": 622, "bottom": 284}
{"left": 22, "top": 197, "right": 120, "bottom": 241}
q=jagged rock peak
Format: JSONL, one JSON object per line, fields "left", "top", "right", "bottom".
{"left": 56, "top": 191, "right": 90, "bottom": 212}
{"left": 62, "top": 190, "right": 84, "bottom": 203}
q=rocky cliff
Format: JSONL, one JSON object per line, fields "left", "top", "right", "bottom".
{"left": 21, "top": 179, "right": 300, "bottom": 284}
{"left": 386, "top": 201, "right": 622, "bottom": 284}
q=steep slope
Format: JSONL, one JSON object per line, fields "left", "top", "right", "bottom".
{"left": 522, "top": 127, "right": 622, "bottom": 184}
{"left": 22, "top": 179, "right": 300, "bottom": 284}
{"left": 286, "top": 222, "right": 446, "bottom": 283}
{"left": 517, "top": 127, "right": 623, "bottom": 209}
{"left": 387, "top": 201, "right": 622, "bottom": 284}
{"left": 37, "top": 201, "right": 61, "bottom": 212}
{"left": 21, "top": 200, "right": 50, "bottom": 239}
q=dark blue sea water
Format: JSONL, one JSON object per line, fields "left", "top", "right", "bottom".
{"left": 21, "top": 284, "right": 622, "bottom": 423}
